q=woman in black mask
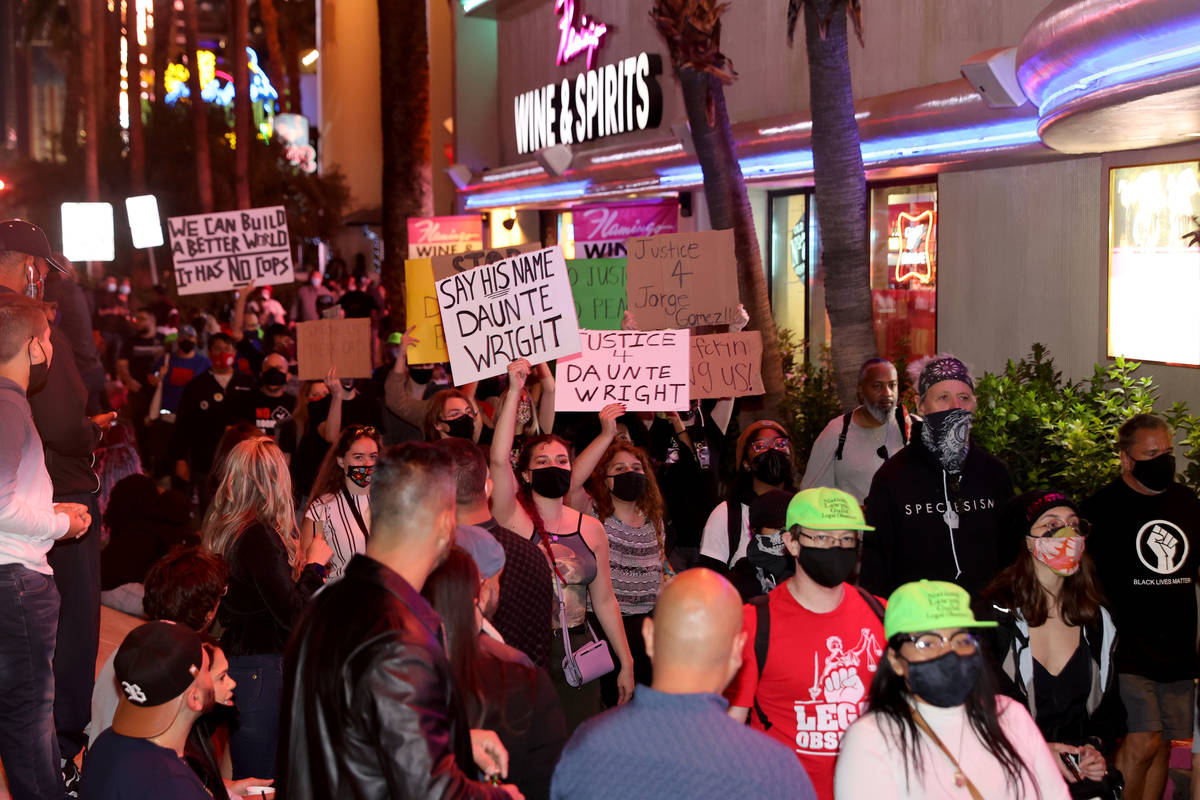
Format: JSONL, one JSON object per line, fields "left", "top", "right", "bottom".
{"left": 422, "top": 388, "right": 482, "bottom": 442}
{"left": 837, "top": 580, "right": 1071, "bottom": 800}
{"left": 491, "top": 358, "right": 633, "bottom": 733}
{"left": 698, "top": 420, "right": 795, "bottom": 575}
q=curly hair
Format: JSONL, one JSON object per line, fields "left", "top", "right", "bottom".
{"left": 588, "top": 442, "right": 665, "bottom": 549}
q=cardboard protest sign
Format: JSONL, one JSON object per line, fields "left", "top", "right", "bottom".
{"left": 406, "top": 215, "right": 483, "bottom": 259}
{"left": 690, "top": 331, "right": 764, "bottom": 399}
{"left": 296, "top": 318, "right": 373, "bottom": 380}
{"left": 624, "top": 229, "right": 739, "bottom": 329}
{"left": 404, "top": 259, "right": 450, "bottom": 363}
{"left": 431, "top": 241, "right": 543, "bottom": 281}
{"left": 567, "top": 258, "right": 626, "bottom": 330}
{"left": 435, "top": 245, "right": 581, "bottom": 384}
{"left": 167, "top": 206, "right": 294, "bottom": 295}
{"left": 557, "top": 329, "right": 690, "bottom": 412}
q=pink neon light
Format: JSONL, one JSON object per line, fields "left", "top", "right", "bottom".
{"left": 555, "top": 0, "right": 607, "bottom": 69}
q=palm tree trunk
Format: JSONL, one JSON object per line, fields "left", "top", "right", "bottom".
{"left": 258, "top": 0, "right": 289, "bottom": 112}
{"left": 78, "top": 0, "right": 99, "bottom": 202}
{"left": 281, "top": 5, "right": 302, "bottom": 115}
{"left": 676, "top": 67, "right": 784, "bottom": 416}
{"left": 804, "top": 1, "right": 874, "bottom": 409}
{"left": 152, "top": 0, "right": 173, "bottom": 112}
{"left": 182, "top": 0, "right": 213, "bottom": 211}
{"left": 127, "top": 2, "right": 147, "bottom": 196}
{"left": 377, "top": 0, "right": 432, "bottom": 326}
{"left": 231, "top": 0, "right": 251, "bottom": 209}
{"left": 60, "top": 43, "right": 81, "bottom": 161}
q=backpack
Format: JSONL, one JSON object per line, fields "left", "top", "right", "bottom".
{"left": 834, "top": 405, "right": 910, "bottom": 461}
{"left": 748, "top": 586, "right": 886, "bottom": 731}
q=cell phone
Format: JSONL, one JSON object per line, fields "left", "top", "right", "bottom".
{"left": 1059, "top": 752, "right": 1082, "bottom": 781}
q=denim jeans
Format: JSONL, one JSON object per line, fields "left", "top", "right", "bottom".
{"left": 0, "top": 564, "right": 66, "bottom": 800}
{"left": 227, "top": 653, "right": 284, "bottom": 781}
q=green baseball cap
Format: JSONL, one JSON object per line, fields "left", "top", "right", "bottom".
{"left": 386, "top": 331, "right": 404, "bottom": 345}
{"left": 883, "top": 580, "right": 997, "bottom": 640}
{"left": 785, "top": 487, "right": 874, "bottom": 532}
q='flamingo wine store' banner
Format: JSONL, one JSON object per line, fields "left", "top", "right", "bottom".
{"left": 407, "top": 215, "right": 484, "bottom": 258}
{"left": 572, "top": 202, "right": 678, "bottom": 258}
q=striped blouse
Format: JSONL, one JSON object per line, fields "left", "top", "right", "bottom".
{"left": 602, "top": 513, "right": 663, "bottom": 616}
{"left": 304, "top": 491, "right": 371, "bottom": 581}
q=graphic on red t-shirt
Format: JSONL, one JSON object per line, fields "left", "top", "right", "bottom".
{"left": 726, "top": 584, "right": 884, "bottom": 800}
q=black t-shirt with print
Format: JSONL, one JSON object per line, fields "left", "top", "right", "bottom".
{"left": 247, "top": 388, "right": 297, "bottom": 438}
{"left": 1082, "top": 477, "right": 1200, "bottom": 681}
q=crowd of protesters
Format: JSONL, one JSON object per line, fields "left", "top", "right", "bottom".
{"left": 0, "top": 217, "right": 1197, "bottom": 800}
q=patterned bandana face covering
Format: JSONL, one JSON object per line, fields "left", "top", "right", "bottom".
{"left": 918, "top": 356, "right": 973, "bottom": 397}
{"left": 920, "top": 408, "right": 972, "bottom": 473}
{"left": 346, "top": 465, "right": 374, "bottom": 488}
{"left": 1027, "top": 529, "right": 1085, "bottom": 576}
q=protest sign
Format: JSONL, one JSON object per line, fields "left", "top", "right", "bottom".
{"left": 625, "top": 229, "right": 739, "bottom": 329}
{"left": 557, "top": 329, "right": 690, "bottom": 412}
{"left": 690, "top": 331, "right": 764, "bottom": 399}
{"left": 166, "top": 206, "right": 294, "bottom": 295}
{"left": 431, "top": 241, "right": 543, "bottom": 281}
{"left": 296, "top": 318, "right": 373, "bottom": 380}
{"left": 404, "top": 259, "right": 450, "bottom": 363}
{"left": 573, "top": 202, "right": 678, "bottom": 258}
{"left": 406, "top": 215, "right": 484, "bottom": 258}
{"left": 567, "top": 258, "right": 625, "bottom": 329}
{"left": 435, "top": 245, "right": 581, "bottom": 384}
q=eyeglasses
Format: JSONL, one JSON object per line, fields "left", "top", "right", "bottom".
{"left": 798, "top": 531, "right": 860, "bottom": 548}
{"left": 896, "top": 630, "right": 978, "bottom": 656}
{"left": 440, "top": 407, "right": 478, "bottom": 422}
{"left": 1031, "top": 518, "right": 1091, "bottom": 538}
{"left": 749, "top": 436, "right": 791, "bottom": 455}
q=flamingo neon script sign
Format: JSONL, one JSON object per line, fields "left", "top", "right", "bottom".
{"left": 556, "top": 0, "right": 608, "bottom": 68}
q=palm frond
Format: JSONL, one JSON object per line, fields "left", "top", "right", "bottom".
{"left": 649, "top": 0, "right": 736, "bottom": 85}
{"left": 1184, "top": 216, "right": 1200, "bottom": 248}
{"left": 785, "top": 0, "right": 864, "bottom": 48}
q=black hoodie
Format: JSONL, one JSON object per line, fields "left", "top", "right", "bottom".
{"left": 860, "top": 421, "right": 1014, "bottom": 598}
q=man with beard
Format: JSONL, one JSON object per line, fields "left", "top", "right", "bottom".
{"left": 81, "top": 621, "right": 215, "bottom": 799}
{"left": 278, "top": 443, "right": 519, "bottom": 799}
{"left": 802, "top": 359, "right": 908, "bottom": 504}
{"left": 724, "top": 488, "right": 882, "bottom": 800}
{"left": 860, "top": 354, "right": 1014, "bottom": 598}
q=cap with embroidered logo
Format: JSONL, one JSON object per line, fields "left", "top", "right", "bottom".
{"left": 112, "top": 621, "right": 205, "bottom": 739}
{"left": 785, "top": 487, "right": 874, "bottom": 532}
{"left": 883, "top": 580, "right": 998, "bottom": 640}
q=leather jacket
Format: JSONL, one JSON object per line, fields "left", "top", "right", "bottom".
{"left": 278, "top": 555, "right": 508, "bottom": 799}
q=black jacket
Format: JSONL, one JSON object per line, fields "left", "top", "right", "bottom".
{"left": 278, "top": 555, "right": 508, "bottom": 800}
{"left": 30, "top": 327, "right": 103, "bottom": 496}
{"left": 168, "top": 370, "right": 256, "bottom": 473}
{"left": 861, "top": 425, "right": 1014, "bottom": 598}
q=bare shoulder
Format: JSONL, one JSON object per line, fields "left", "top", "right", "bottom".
{"left": 577, "top": 509, "right": 608, "bottom": 549}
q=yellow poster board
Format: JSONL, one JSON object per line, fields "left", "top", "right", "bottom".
{"left": 404, "top": 258, "right": 450, "bottom": 363}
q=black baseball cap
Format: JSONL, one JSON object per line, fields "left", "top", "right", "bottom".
{"left": 0, "top": 220, "right": 70, "bottom": 274}
{"left": 112, "top": 621, "right": 205, "bottom": 738}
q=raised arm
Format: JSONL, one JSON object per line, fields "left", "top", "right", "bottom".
{"left": 709, "top": 304, "right": 750, "bottom": 436}
{"left": 318, "top": 365, "right": 350, "bottom": 444}
{"left": 534, "top": 362, "right": 556, "bottom": 434}
{"left": 383, "top": 326, "right": 432, "bottom": 428}
{"left": 231, "top": 280, "right": 255, "bottom": 343}
{"left": 580, "top": 514, "right": 634, "bottom": 703}
{"left": 568, "top": 403, "right": 624, "bottom": 500}
{"left": 489, "top": 359, "right": 530, "bottom": 528}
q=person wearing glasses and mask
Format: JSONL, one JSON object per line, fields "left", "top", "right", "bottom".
{"left": 698, "top": 421, "right": 796, "bottom": 575}
{"left": 725, "top": 488, "right": 883, "bottom": 800}
{"left": 984, "top": 491, "right": 1125, "bottom": 799}
{"left": 836, "top": 579, "right": 1071, "bottom": 800}
{"left": 802, "top": 358, "right": 909, "bottom": 505}
{"left": 302, "top": 425, "right": 382, "bottom": 581}
{"left": 423, "top": 387, "right": 483, "bottom": 442}
{"left": 860, "top": 354, "right": 1014, "bottom": 599}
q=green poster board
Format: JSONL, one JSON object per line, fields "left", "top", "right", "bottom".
{"left": 568, "top": 258, "right": 626, "bottom": 330}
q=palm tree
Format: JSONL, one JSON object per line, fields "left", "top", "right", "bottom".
{"left": 182, "top": 0, "right": 214, "bottom": 211}
{"left": 127, "top": 1, "right": 147, "bottom": 197}
{"left": 258, "top": 0, "right": 292, "bottom": 112}
{"left": 377, "top": 0, "right": 432, "bottom": 323}
{"left": 152, "top": 0, "right": 175, "bottom": 112}
{"left": 788, "top": 0, "right": 875, "bottom": 408}
{"left": 79, "top": 0, "right": 99, "bottom": 203}
{"left": 231, "top": 0, "right": 252, "bottom": 209}
{"left": 650, "top": 0, "right": 785, "bottom": 415}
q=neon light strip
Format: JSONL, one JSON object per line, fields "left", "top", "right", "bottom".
{"left": 590, "top": 143, "right": 683, "bottom": 164}
{"left": 464, "top": 180, "right": 590, "bottom": 210}
{"left": 481, "top": 166, "right": 546, "bottom": 183}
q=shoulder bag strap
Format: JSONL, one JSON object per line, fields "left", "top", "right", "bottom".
{"left": 341, "top": 487, "right": 370, "bottom": 542}
{"left": 855, "top": 586, "right": 886, "bottom": 624}
{"left": 835, "top": 411, "right": 854, "bottom": 461}
{"left": 910, "top": 708, "right": 985, "bottom": 800}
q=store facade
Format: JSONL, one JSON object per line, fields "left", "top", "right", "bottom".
{"left": 442, "top": 0, "right": 1200, "bottom": 404}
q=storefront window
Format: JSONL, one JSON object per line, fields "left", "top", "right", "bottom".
{"left": 868, "top": 183, "right": 938, "bottom": 361}
{"left": 768, "top": 192, "right": 812, "bottom": 342}
{"left": 1108, "top": 161, "right": 1200, "bottom": 366}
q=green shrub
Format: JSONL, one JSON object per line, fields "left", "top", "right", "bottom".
{"left": 778, "top": 329, "right": 843, "bottom": 474}
{"left": 973, "top": 343, "right": 1200, "bottom": 498}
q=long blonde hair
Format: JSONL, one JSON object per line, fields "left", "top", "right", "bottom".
{"left": 201, "top": 438, "right": 300, "bottom": 575}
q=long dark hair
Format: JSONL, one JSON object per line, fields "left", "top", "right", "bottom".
{"left": 515, "top": 433, "right": 573, "bottom": 535}
{"left": 422, "top": 547, "right": 486, "bottom": 723}
{"left": 984, "top": 548, "right": 1106, "bottom": 627}
{"left": 305, "top": 424, "right": 383, "bottom": 509}
{"left": 867, "top": 638, "right": 1039, "bottom": 797}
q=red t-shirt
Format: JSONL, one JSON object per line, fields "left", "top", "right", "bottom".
{"left": 725, "top": 583, "right": 885, "bottom": 800}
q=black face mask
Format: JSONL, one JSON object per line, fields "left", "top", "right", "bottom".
{"left": 904, "top": 650, "right": 982, "bottom": 708}
{"left": 441, "top": 415, "right": 475, "bottom": 440}
{"left": 752, "top": 449, "right": 791, "bottom": 486}
{"left": 177, "top": 339, "right": 196, "bottom": 354}
{"left": 409, "top": 367, "right": 434, "bottom": 385}
{"left": 796, "top": 544, "right": 858, "bottom": 587}
{"left": 261, "top": 368, "right": 288, "bottom": 388}
{"left": 27, "top": 340, "right": 50, "bottom": 395}
{"left": 1131, "top": 452, "right": 1175, "bottom": 492}
{"left": 530, "top": 466, "right": 572, "bottom": 499}
{"left": 610, "top": 472, "right": 646, "bottom": 502}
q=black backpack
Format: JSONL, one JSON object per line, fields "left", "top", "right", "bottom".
{"left": 747, "top": 587, "right": 885, "bottom": 730}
